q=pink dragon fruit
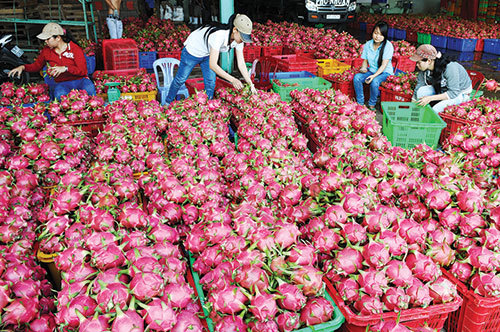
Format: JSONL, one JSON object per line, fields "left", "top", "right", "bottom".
{"left": 300, "top": 297, "right": 334, "bottom": 326}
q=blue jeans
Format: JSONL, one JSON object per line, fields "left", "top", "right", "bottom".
{"left": 415, "top": 85, "right": 471, "bottom": 114}
{"left": 166, "top": 48, "right": 216, "bottom": 104}
{"left": 53, "top": 78, "right": 96, "bottom": 101}
{"left": 353, "top": 71, "right": 391, "bottom": 106}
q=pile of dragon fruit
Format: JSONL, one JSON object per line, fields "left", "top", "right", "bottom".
{"left": 0, "top": 82, "right": 50, "bottom": 106}
{"left": 1, "top": 73, "right": 500, "bottom": 331}
{"left": 442, "top": 97, "right": 500, "bottom": 124}
{"left": 93, "top": 68, "right": 157, "bottom": 95}
{"left": 380, "top": 72, "right": 417, "bottom": 96}
{"left": 252, "top": 20, "right": 362, "bottom": 60}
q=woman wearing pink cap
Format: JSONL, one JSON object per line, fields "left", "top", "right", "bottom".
{"left": 410, "top": 44, "right": 472, "bottom": 113}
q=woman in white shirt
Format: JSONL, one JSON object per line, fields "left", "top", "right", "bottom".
{"left": 166, "top": 13, "right": 257, "bottom": 104}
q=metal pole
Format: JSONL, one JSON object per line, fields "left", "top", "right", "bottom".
{"left": 220, "top": 0, "right": 234, "bottom": 73}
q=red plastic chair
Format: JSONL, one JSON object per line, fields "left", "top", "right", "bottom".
{"left": 250, "top": 56, "right": 279, "bottom": 91}
{"left": 467, "top": 70, "right": 485, "bottom": 99}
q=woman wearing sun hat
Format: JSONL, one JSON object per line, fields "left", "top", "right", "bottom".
{"left": 8, "top": 23, "right": 95, "bottom": 100}
{"left": 165, "top": 13, "right": 257, "bottom": 104}
{"left": 410, "top": 44, "right": 472, "bottom": 113}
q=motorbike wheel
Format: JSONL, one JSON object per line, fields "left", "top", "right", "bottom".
{"left": 0, "top": 58, "right": 29, "bottom": 85}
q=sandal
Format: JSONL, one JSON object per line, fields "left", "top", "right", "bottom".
{"left": 367, "top": 105, "right": 376, "bottom": 111}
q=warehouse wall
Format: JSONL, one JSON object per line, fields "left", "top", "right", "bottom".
{"left": 412, "top": 0, "right": 441, "bottom": 14}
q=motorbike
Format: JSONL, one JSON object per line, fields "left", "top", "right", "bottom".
{"left": 0, "top": 34, "right": 29, "bottom": 85}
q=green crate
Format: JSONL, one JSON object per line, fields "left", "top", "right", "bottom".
{"left": 187, "top": 252, "right": 345, "bottom": 332}
{"left": 272, "top": 77, "right": 332, "bottom": 102}
{"left": 417, "top": 32, "right": 432, "bottom": 44}
{"left": 381, "top": 102, "right": 446, "bottom": 150}
{"left": 472, "top": 89, "right": 484, "bottom": 99}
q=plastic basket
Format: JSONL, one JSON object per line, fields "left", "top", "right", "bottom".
{"left": 186, "top": 77, "right": 235, "bottom": 95}
{"left": 102, "top": 38, "right": 139, "bottom": 70}
{"left": 443, "top": 269, "right": 500, "bottom": 332}
{"left": 394, "top": 56, "right": 416, "bottom": 73}
{"left": 60, "top": 120, "right": 106, "bottom": 138}
{"left": 447, "top": 37, "right": 477, "bottom": 52}
{"left": 185, "top": 77, "right": 205, "bottom": 95}
{"left": 269, "top": 71, "right": 316, "bottom": 80}
{"left": 272, "top": 54, "right": 318, "bottom": 72}
{"left": 120, "top": 91, "right": 157, "bottom": 101}
{"left": 272, "top": 77, "right": 332, "bottom": 102}
{"left": 351, "top": 58, "right": 365, "bottom": 69}
{"left": 381, "top": 102, "right": 447, "bottom": 150}
{"left": 325, "top": 278, "right": 462, "bottom": 332}
{"left": 328, "top": 80, "right": 355, "bottom": 99}
{"left": 388, "top": 27, "right": 395, "bottom": 39}
{"left": 138, "top": 51, "right": 157, "bottom": 69}
{"left": 243, "top": 45, "right": 262, "bottom": 62}
{"left": 283, "top": 45, "right": 315, "bottom": 58}
{"left": 157, "top": 49, "right": 182, "bottom": 60}
{"left": 395, "top": 28, "right": 407, "bottom": 40}
{"left": 366, "top": 23, "right": 375, "bottom": 34}
{"left": 476, "top": 39, "right": 485, "bottom": 52}
{"left": 379, "top": 86, "right": 412, "bottom": 103}
{"left": 418, "top": 32, "right": 432, "bottom": 44}
{"left": 261, "top": 45, "right": 283, "bottom": 56}
{"left": 84, "top": 55, "right": 96, "bottom": 75}
{"left": 438, "top": 112, "right": 499, "bottom": 145}
{"left": 431, "top": 34, "right": 448, "bottom": 49}
{"left": 484, "top": 39, "right": 500, "bottom": 55}
{"left": 188, "top": 252, "right": 345, "bottom": 332}
{"left": 317, "top": 59, "right": 350, "bottom": 77}
{"left": 406, "top": 29, "right": 418, "bottom": 43}
{"left": 93, "top": 68, "right": 141, "bottom": 79}
{"left": 359, "top": 22, "right": 367, "bottom": 31}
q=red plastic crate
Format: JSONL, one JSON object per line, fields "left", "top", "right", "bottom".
{"left": 325, "top": 278, "right": 462, "bottom": 332}
{"left": 102, "top": 38, "right": 139, "bottom": 71}
{"left": 59, "top": 120, "right": 105, "bottom": 138}
{"left": 243, "top": 45, "right": 262, "bottom": 62}
{"left": 438, "top": 112, "right": 500, "bottom": 145}
{"left": 157, "top": 49, "right": 182, "bottom": 60}
{"left": 406, "top": 29, "right": 418, "bottom": 43}
{"left": 261, "top": 45, "right": 283, "bottom": 56}
{"left": 185, "top": 77, "right": 235, "bottom": 95}
{"left": 476, "top": 39, "right": 485, "bottom": 52}
{"left": 327, "top": 79, "right": 355, "bottom": 99}
{"left": 352, "top": 58, "right": 365, "bottom": 69}
{"left": 92, "top": 68, "right": 141, "bottom": 79}
{"left": 443, "top": 269, "right": 500, "bottom": 332}
{"left": 283, "top": 45, "right": 315, "bottom": 58}
{"left": 185, "top": 77, "right": 204, "bottom": 95}
{"left": 394, "top": 56, "right": 416, "bottom": 73}
{"left": 380, "top": 86, "right": 412, "bottom": 103}
{"left": 272, "top": 54, "right": 318, "bottom": 72}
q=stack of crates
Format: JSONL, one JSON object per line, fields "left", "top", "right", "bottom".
{"left": 478, "top": 0, "right": 489, "bottom": 21}
{"left": 102, "top": 38, "right": 139, "bottom": 71}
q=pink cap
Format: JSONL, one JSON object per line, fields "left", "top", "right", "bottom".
{"left": 410, "top": 44, "right": 442, "bottom": 62}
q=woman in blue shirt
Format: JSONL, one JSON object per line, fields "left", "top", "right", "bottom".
{"left": 353, "top": 21, "right": 394, "bottom": 110}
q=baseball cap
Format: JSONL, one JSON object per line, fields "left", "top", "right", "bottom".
{"left": 37, "top": 23, "right": 64, "bottom": 40}
{"left": 410, "top": 44, "right": 442, "bottom": 62}
{"left": 233, "top": 14, "right": 253, "bottom": 43}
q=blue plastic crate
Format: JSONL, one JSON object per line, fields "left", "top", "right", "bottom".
{"left": 359, "top": 22, "right": 366, "bottom": 31}
{"left": 395, "top": 28, "right": 406, "bottom": 40}
{"left": 138, "top": 51, "right": 157, "bottom": 69}
{"left": 447, "top": 37, "right": 477, "bottom": 52}
{"left": 388, "top": 27, "right": 395, "bottom": 39}
{"left": 84, "top": 55, "right": 96, "bottom": 75}
{"left": 269, "top": 71, "right": 316, "bottom": 80}
{"left": 431, "top": 34, "right": 448, "bottom": 49}
{"left": 484, "top": 39, "right": 500, "bottom": 55}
